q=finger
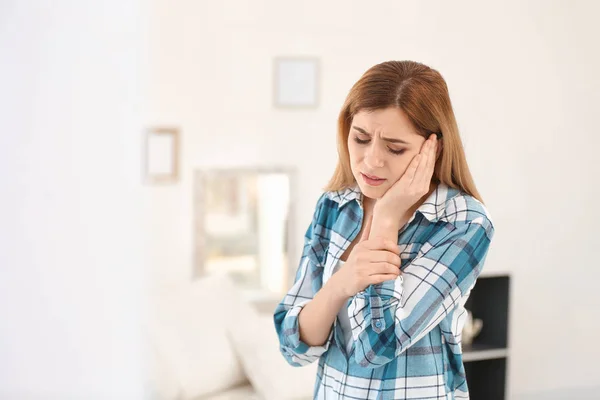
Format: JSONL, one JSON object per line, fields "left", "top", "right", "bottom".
{"left": 368, "top": 262, "right": 401, "bottom": 275}
{"left": 365, "top": 237, "right": 400, "bottom": 254}
{"left": 415, "top": 136, "right": 436, "bottom": 188}
{"left": 365, "top": 251, "right": 401, "bottom": 266}
{"left": 368, "top": 274, "right": 401, "bottom": 285}
{"left": 413, "top": 139, "right": 430, "bottom": 186}
{"left": 359, "top": 215, "right": 373, "bottom": 242}
{"left": 401, "top": 153, "right": 421, "bottom": 184}
{"left": 424, "top": 136, "right": 437, "bottom": 177}
{"left": 428, "top": 136, "right": 438, "bottom": 168}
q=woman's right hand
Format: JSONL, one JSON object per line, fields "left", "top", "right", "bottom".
{"left": 331, "top": 216, "right": 402, "bottom": 299}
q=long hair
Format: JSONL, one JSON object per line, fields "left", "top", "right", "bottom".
{"left": 325, "top": 60, "right": 483, "bottom": 204}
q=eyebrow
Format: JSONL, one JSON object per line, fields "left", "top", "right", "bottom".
{"left": 352, "top": 126, "right": 411, "bottom": 145}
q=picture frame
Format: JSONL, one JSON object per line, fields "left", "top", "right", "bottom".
{"left": 143, "top": 126, "right": 180, "bottom": 184}
{"left": 273, "top": 56, "right": 320, "bottom": 108}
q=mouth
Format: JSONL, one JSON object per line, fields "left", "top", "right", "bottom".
{"left": 360, "top": 172, "right": 386, "bottom": 187}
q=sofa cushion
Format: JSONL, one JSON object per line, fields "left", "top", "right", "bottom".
{"left": 152, "top": 274, "right": 247, "bottom": 399}
{"left": 226, "top": 293, "right": 317, "bottom": 400}
{"left": 197, "top": 384, "right": 260, "bottom": 400}
{"left": 145, "top": 337, "right": 181, "bottom": 400}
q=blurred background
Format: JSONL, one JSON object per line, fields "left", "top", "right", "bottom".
{"left": 1, "top": 0, "right": 599, "bottom": 399}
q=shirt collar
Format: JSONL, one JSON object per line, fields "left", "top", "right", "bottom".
{"left": 326, "top": 185, "right": 363, "bottom": 209}
{"left": 412, "top": 182, "right": 450, "bottom": 223}
{"left": 326, "top": 182, "right": 451, "bottom": 223}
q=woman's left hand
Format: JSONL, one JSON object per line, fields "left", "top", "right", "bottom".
{"left": 376, "top": 134, "right": 439, "bottom": 218}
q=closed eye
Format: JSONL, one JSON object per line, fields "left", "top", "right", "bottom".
{"left": 388, "top": 148, "right": 406, "bottom": 155}
{"left": 353, "top": 136, "right": 406, "bottom": 155}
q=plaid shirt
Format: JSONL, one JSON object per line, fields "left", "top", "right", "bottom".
{"left": 274, "top": 182, "right": 495, "bottom": 400}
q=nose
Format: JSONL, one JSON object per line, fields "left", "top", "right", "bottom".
{"left": 363, "top": 141, "right": 385, "bottom": 169}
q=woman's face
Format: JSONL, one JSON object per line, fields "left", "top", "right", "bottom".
{"left": 348, "top": 107, "right": 428, "bottom": 200}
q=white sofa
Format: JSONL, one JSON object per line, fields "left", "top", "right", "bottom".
{"left": 147, "top": 274, "right": 316, "bottom": 400}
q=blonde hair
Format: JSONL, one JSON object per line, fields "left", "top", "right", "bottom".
{"left": 325, "top": 60, "right": 484, "bottom": 204}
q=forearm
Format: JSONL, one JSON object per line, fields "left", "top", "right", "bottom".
{"left": 347, "top": 205, "right": 408, "bottom": 367}
{"left": 298, "top": 276, "right": 348, "bottom": 346}
{"left": 370, "top": 203, "right": 407, "bottom": 242}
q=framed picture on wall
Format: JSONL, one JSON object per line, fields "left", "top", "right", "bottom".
{"left": 143, "top": 126, "right": 180, "bottom": 184}
{"left": 273, "top": 57, "right": 320, "bottom": 108}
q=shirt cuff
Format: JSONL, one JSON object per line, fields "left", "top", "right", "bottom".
{"left": 365, "top": 277, "right": 404, "bottom": 333}
{"left": 281, "top": 300, "right": 333, "bottom": 356}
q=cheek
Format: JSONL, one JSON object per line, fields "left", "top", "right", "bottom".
{"left": 347, "top": 143, "right": 362, "bottom": 165}
{"left": 389, "top": 154, "right": 414, "bottom": 179}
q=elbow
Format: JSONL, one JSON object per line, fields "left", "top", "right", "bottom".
{"left": 274, "top": 306, "right": 329, "bottom": 367}
{"left": 276, "top": 323, "right": 325, "bottom": 367}
{"left": 277, "top": 332, "right": 329, "bottom": 367}
{"left": 280, "top": 345, "right": 319, "bottom": 367}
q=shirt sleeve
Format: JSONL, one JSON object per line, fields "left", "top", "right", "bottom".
{"left": 274, "top": 193, "right": 333, "bottom": 367}
{"left": 348, "top": 216, "right": 495, "bottom": 368}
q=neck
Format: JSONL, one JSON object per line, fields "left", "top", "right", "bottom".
{"left": 362, "top": 196, "right": 376, "bottom": 215}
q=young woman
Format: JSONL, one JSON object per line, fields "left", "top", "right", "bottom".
{"left": 274, "top": 60, "right": 495, "bottom": 399}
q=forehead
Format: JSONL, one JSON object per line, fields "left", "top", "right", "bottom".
{"left": 352, "top": 107, "right": 421, "bottom": 139}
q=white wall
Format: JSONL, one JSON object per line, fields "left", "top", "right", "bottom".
{"left": 0, "top": 1, "right": 150, "bottom": 399}
{"left": 146, "top": 0, "right": 600, "bottom": 398}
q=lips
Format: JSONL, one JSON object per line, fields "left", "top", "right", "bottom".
{"left": 362, "top": 172, "right": 383, "bottom": 180}
{"left": 361, "top": 172, "right": 386, "bottom": 186}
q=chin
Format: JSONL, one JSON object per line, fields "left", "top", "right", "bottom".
{"left": 356, "top": 182, "right": 385, "bottom": 200}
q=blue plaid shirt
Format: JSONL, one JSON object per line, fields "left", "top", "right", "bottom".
{"left": 274, "top": 183, "right": 495, "bottom": 399}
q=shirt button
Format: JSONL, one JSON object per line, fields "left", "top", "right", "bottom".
{"left": 374, "top": 320, "right": 382, "bottom": 329}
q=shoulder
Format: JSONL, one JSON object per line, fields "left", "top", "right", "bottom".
{"left": 307, "top": 186, "right": 362, "bottom": 232}
{"left": 313, "top": 185, "right": 360, "bottom": 212}
{"left": 438, "top": 186, "right": 495, "bottom": 237}
{"left": 309, "top": 190, "right": 345, "bottom": 229}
